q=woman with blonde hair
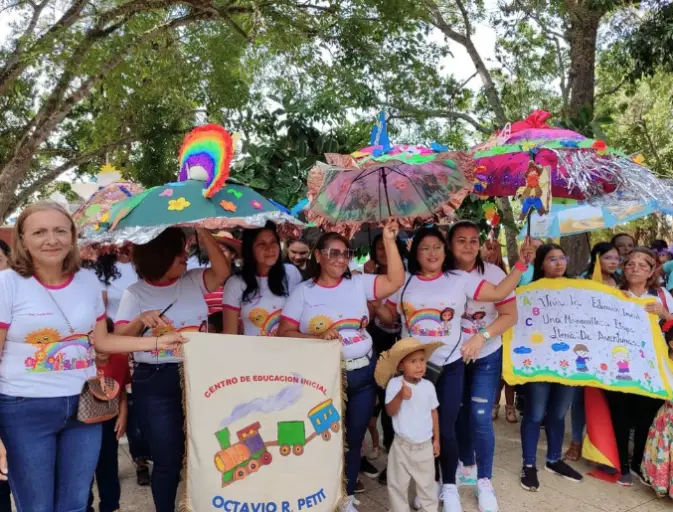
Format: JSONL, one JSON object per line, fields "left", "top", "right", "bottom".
{"left": 0, "top": 202, "right": 186, "bottom": 512}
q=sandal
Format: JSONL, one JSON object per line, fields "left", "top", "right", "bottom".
{"left": 491, "top": 404, "right": 499, "bottom": 420}
{"left": 505, "top": 405, "right": 518, "bottom": 423}
{"left": 564, "top": 441, "right": 582, "bottom": 461}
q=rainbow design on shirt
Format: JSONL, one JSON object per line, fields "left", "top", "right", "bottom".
{"left": 332, "top": 318, "right": 364, "bottom": 332}
{"left": 177, "top": 124, "right": 236, "bottom": 198}
{"left": 408, "top": 308, "right": 442, "bottom": 325}
{"left": 260, "top": 310, "right": 281, "bottom": 337}
{"left": 24, "top": 334, "right": 94, "bottom": 373}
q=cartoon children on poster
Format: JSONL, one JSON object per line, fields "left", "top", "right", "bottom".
{"left": 573, "top": 344, "right": 590, "bottom": 373}
{"left": 613, "top": 346, "right": 632, "bottom": 380}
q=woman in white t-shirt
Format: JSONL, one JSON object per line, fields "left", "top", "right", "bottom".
{"left": 605, "top": 247, "right": 673, "bottom": 486}
{"left": 374, "top": 225, "right": 532, "bottom": 512}
{"left": 447, "top": 221, "right": 517, "bottom": 512}
{"left": 115, "top": 226, "right": 230, "bottom": 512}
{"left": 222, "top": 222, "right": 302, "bottom": 336}
{"left": 279, "top": 222, "right": 405, "bottom": 512}
{"left": 0, "top": 203, "right": 185, "bottom": 512}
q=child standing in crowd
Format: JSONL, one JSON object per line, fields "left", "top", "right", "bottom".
{"left": 375, "top": 338, "right": 442, "bottom": 512}
{"left": 88, "top": 318, "right": 130, "bottom": 512}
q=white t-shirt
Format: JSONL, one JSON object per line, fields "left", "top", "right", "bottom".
{"left": 626, "top": 288, "right": 673, "bottom": 312}
{"left": 388, "top": 272, "right": 485, "bottom": 366}
{"left": 0, "top": 269, "right": 105, "bottom": 397}
{"left": 282, "top": 274, "right": 380, "bottom": 360}
{"left": 222, "top": 264, "right": 303, "bottom": 336}
{"left": 460, "top": 263, "right": 515, "bottom": 360}
{"left": 105, "top": 262, "right": 138, "bottom": 320}
{"left": 187, "top": 255, "right": 208, "bottom": 271}
{"left": 385, "top": 376, "right": 439, "bottom": 443}
{"left": 115, "top": 269, "right": 208, "bottom": 364}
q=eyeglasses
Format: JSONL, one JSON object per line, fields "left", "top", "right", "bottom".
{"left": 548, "top": 257, "right": 570, "bottom": 265}
{"left": 653, "top": 249, "right": 670, "bottom": 256}
{"left": 624, "top": 261, "right": 653, "bottom": 271}
{"left": 321, "top": 248, "right": 353, "bottom": 260}
{"left": 419, "top": 245, "right": 445, "bottom": 254}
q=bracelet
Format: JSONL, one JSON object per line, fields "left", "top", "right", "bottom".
{"left": 514, "top": 261, "right": 528, "bottom": 272}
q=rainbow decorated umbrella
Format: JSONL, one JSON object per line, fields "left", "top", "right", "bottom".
{"left": 306, "top": 113, "right": 475, "bottom": 238}
{"left": 473, "top": 110, "right": 670, "bottom": 204}
{"left": 82, "top": 124, "right": 303, "bottom": 245}
{"left": 72, "top": 181, "right": 145, "bottom": 238}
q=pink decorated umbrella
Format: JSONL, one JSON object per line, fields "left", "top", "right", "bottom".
{"left": 473, "top": 110, "right": 668, "bottom": 204}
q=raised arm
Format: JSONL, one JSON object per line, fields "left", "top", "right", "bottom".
{"left": 373, "top": 221, "right": 405, "bottom": 299}
{"left": 474, "top": 242, "right": 534, "bottom": 302}
{"left": 198, "top": 228, "right": 232, "bottom": 293}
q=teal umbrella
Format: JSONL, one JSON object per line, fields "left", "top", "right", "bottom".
{"left": 84, "top": 179, "right": 304, "bottom": 245}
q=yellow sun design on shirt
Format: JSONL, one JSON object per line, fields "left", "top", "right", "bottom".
{"left": 308, "top": 315, "right": 332, "bottom": 335}
{"left": 248, "top": 308, "right": 268, "bottom": 328}
{"left": 25, "top": 328, "right": 61, "bottom": 345}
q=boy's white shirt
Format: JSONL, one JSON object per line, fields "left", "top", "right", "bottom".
{"left": 385, "top": 375, "right": 439, "bottom": 443}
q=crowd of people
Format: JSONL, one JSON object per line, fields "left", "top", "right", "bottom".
{"left": 0, "top": 202, "right": 672, "bottom": 512}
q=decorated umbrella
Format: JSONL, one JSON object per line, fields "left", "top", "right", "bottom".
{"left": 473, "top": 110, "right": 670, "bottom": 204}
{"left": 83, "top": 124, "right": 303, "bottom": 246}
{"left": 517, "top": 195, "right": 664, "bottom": 239}
{"left": 72, "top": 181, "right": 145, "bottom": 238}
{"left": 306, "top": 113, "right": 475, "bottom": 238}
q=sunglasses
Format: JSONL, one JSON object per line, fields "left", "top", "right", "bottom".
{"left": 320, "top": 248, "right": 354, "bottom": 260}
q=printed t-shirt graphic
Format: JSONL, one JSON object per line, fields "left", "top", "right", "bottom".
{"left": 460, "top": 263, "right": 515, "bottom": 360}
{"left": 222, "top": 264, "right": 303, "bottom": 336}
{"left": 0, "top": 269, "right": 105, "bottom": 397}
{"left": 115, "top": 268, "right": 208, "bottom": 364}
{"left": 282, "top": 274, "right": 379, "bottom": 360}
{"left": 387, "top": 271, "right": 485, "bottom": 366}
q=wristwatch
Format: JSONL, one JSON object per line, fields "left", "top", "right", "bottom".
{"left": 478, "top": 328, "right": 491, "bottom": 341}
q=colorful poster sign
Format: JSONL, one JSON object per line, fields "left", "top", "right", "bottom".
{"left": 182, "top": 333, "right": 344, "bottom": 512}
{"left": 503, "top": 278, "right": 673, "bottom": 399}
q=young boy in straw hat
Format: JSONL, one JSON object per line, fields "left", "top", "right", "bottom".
{"left": 375, "top": 337, "right": 443, "bottom": 512}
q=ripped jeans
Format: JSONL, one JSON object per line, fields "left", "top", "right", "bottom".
{"left": 456, "top": 348, "right": 502, "bottom": 479}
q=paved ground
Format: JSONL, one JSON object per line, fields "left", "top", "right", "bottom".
{"left": 109, "top": 405, "right": 673, "bottom": 511}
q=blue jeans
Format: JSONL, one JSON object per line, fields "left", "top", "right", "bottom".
{"left": 133, "top": 363, "right": 184, "bottom": 512}
{"left": 456, "top": 348, "right": 502, "bottom": 479}
{"left": 435, "top": 358, "right": 465, "bottom": 484}
{"left": 88, "top": 418, "right": 120, "bottom": 512}
{"left": 520, "top": 382, "right": 575, "bottom": 466}
{"left": 126, "top": 392, "right": 150, "bottom": 462}
{"left": 571, "top": 387, "right": 585, "bottom": 444}
{"left": 0, "top": 394, "right": 102, "bottom": 512}
{"left": 345, "top": 358, "right": 376, "bottom": 495}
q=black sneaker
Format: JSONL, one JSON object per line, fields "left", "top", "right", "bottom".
{"left": 377, "top": 467, "right": 387, "bottom": 486}
{"left": 545, "top": 460, "right": 583, "bottom": 482}
{"left": 360, "top": 457, "right": 380, "bottom": 478}
{"left": 520, "top": 466, "right": 539, "bottom": 491}
{"left": 354, "top": 479, "right": 365, "bottom": 494}
{"left": 136, "top": 465, "right": 150, "bottom": 487}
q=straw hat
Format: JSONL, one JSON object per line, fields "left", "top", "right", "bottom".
{"left": 374, "top": 337, "right": 444, "bottom": 388}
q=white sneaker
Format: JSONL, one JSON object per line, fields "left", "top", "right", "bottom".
{"left": 341, "top": 496, "right": 359, "bottom": 512}
{"left": 456, "top": 461, "right": 478, "bottom": 487}
{"left": 440, "top": 484, "right": 462, "bottom": 512}
{"left": 412, "top": 496, "right": 422, "bottom": 510}
{"left": 476, "top": 479, "right": 498, "bottom": 512}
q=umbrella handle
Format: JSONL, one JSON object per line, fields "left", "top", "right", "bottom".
{"left": 381, "top": 170, "right": 393, "bottom": 217}
{"left": 526, "top": 207, "right": 534, "bottom": 240}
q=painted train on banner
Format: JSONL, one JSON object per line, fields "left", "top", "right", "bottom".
{"left": 213, "top": 399, "right": 341, "bottom": 487}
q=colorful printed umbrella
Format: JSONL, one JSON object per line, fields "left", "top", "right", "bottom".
{"left": 517, "top": 195, "right": 661, "bottom": 239}
{"left": 306, "top": 114, "right": 475, "bottom": 238}
{"left": 72, "top": 182, "right": 145, "bottom": 238}
{"left": 83, "top": 179, "right": 304, "bottom": 245}
{"left": 473, "top": 110, "right": 670, "bottom": 204}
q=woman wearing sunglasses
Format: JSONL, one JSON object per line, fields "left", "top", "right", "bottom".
{"left": 374, "top": 226, "right": 533, "bottom": 512}
{"left": 279, "top": 221, "right": 405, "bottom": 512}
{"left": 565, "top": 242, "right": 621, "bottom": 462}
{"left": 519, "top": 244, "right": 584, "bottom": 492}
{"left": 605, "top": 247, "right": 672, "bottom": 486}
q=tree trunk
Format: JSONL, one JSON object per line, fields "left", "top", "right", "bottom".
{"left": 560, "top": 1, "right": 605, "bottom": 275}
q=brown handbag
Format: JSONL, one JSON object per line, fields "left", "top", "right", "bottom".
{"left": 43, "top": 286, "right": 120, "bottom": 424}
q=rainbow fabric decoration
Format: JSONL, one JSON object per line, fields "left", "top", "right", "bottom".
{"left": 178, "top": 124, "right": 235, "bottom": 198}
{"left": 262, "top": 310, "right": 282, "bottom": 336}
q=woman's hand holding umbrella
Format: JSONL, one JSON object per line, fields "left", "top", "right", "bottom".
{"left": 519, "top": 238, "right": 536, "bottom": 265}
